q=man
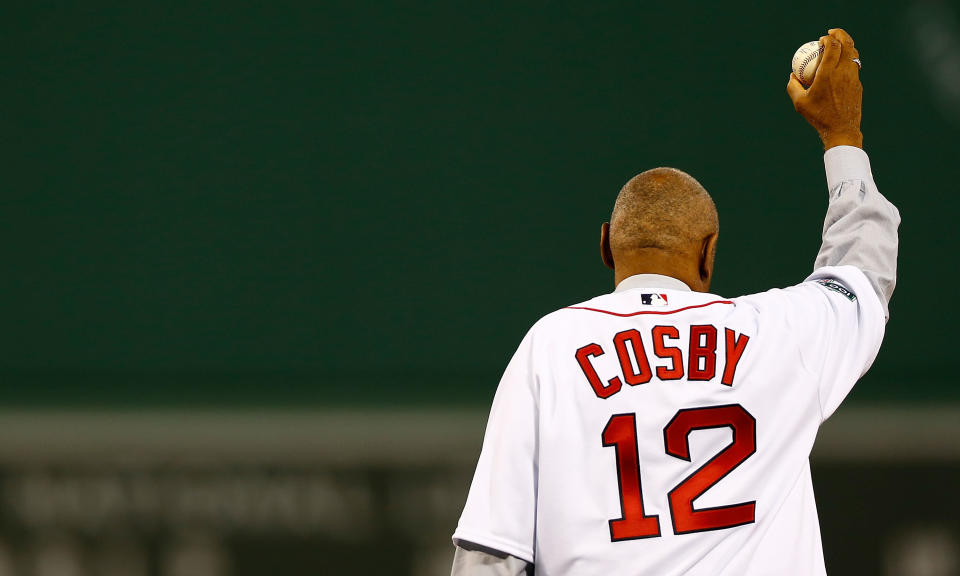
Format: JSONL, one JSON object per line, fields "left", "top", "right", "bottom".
{"left": 451, "top": 28, "right": 899, "bottom": 575}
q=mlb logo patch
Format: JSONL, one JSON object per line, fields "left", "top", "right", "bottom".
{"left": 815, "top": 278, "right": 857, "bottom": 301}
{"left": 641, "top": 293, "right": 669, "bottom": 306}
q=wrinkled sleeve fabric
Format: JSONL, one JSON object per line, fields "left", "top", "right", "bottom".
{"left": 799, "top": 265, "right": 887, "bottom": 420}
{"left": 452, "top": 328, "right": 539, "bottom": 565}
{"left": 815, "top": 146, "right": 900, "bottom": 319}
{"left": 739, "top": 267, "right": 886, "bottom": 422}
{"left": 449, "top": 545, "right": 533, "bottom": 576}
{"left": 739, "top": 147, "right": 898, "bottom": 421}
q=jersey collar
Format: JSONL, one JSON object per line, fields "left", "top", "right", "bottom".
{"left": 614, "top": 274, "right": 691, "bottom": 293}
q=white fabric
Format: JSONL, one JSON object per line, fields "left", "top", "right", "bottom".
{"left": 452, "top": 147, "right": 895, "bottom": 575}
{"left": 454, "top": 267, "right": 883, "bottom": 574}
{"left": 616, "top": 274, "right": 691, "bottom": 293}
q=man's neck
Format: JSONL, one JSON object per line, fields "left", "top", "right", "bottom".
{"left": 614, "top": 249, "right": 705, "bottom": 291}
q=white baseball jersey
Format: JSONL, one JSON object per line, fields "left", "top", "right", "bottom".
{"left": 453, "top": 147, "right": 900, "bottom": 575}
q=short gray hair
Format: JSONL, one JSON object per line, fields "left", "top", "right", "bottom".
{"left": 610, "top": 167, "right": 719, "bottom": 255}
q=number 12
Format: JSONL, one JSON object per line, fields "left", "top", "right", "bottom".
{"left": 601, "top": 403, "right": 757, "bottom": 541}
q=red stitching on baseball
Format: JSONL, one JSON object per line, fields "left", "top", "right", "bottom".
{"left": 798, "top": 45, "right": 823, "bottom": 85}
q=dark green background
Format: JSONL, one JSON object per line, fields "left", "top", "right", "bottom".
{"left": 3, "top": 1, "right": 957, "bottom": 406}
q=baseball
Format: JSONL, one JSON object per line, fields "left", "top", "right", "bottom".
{"left": 792, "top": 41, "right": 823, "bottom": 87}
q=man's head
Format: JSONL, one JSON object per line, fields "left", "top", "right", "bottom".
{"left": 601, "top": 167, "right": 719, "bottom": 292}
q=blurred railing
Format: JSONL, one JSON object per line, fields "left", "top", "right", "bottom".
{"left": 0, "top": 407, "right": 953, "bottom": 575}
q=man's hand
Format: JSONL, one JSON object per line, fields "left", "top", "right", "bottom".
{"left": 787, "top": 28, "right": 863, "bottom": 150}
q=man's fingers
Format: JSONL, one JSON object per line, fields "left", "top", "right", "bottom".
{"left": 786, "top": 74, "right": 806, "bottom": 108}
{"left": 828, "top": 28, "right": 860, "bottom": 69}
{"left": 819, "top": 34, "right": 843, "bottom": 70}
{"left": 828, "top": 28, "right": 855, "bottom": 51}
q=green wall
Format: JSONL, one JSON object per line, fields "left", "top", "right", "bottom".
{"left": 3, "top": 1, "right": 958, "bottom": 406}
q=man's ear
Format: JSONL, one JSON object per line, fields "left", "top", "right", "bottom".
{"left": 601, "top": 222, "right": 615, "bottom": 270}
{"left": 699, "top": 232, "right": 718, "bottom": 290}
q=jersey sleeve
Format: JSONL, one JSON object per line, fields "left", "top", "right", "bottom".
{"left": 814, "top": 146, "right": 900, "bottom": 319}
{"left": 452, "top": 328, "right": 539, "bottom": 564}
{"left": 753, "top": 265, "right": 886, "bottom": 421}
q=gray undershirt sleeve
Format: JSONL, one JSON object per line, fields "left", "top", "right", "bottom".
{"left": 450, "top": 543, "right": 533, "bottom": 576}
{"left": 814, "top": 146, "right": 900, "bottom": 319}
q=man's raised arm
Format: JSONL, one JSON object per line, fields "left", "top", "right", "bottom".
{"left": 787, "top": 28, "right": 900, "bottom": 318}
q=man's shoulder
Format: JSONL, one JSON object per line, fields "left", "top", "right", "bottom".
{"left": 521, "top": 293, "right": 620, "bottom": 341}
{"left": 731, "top": 266, "right": 875, "bottom": 309}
